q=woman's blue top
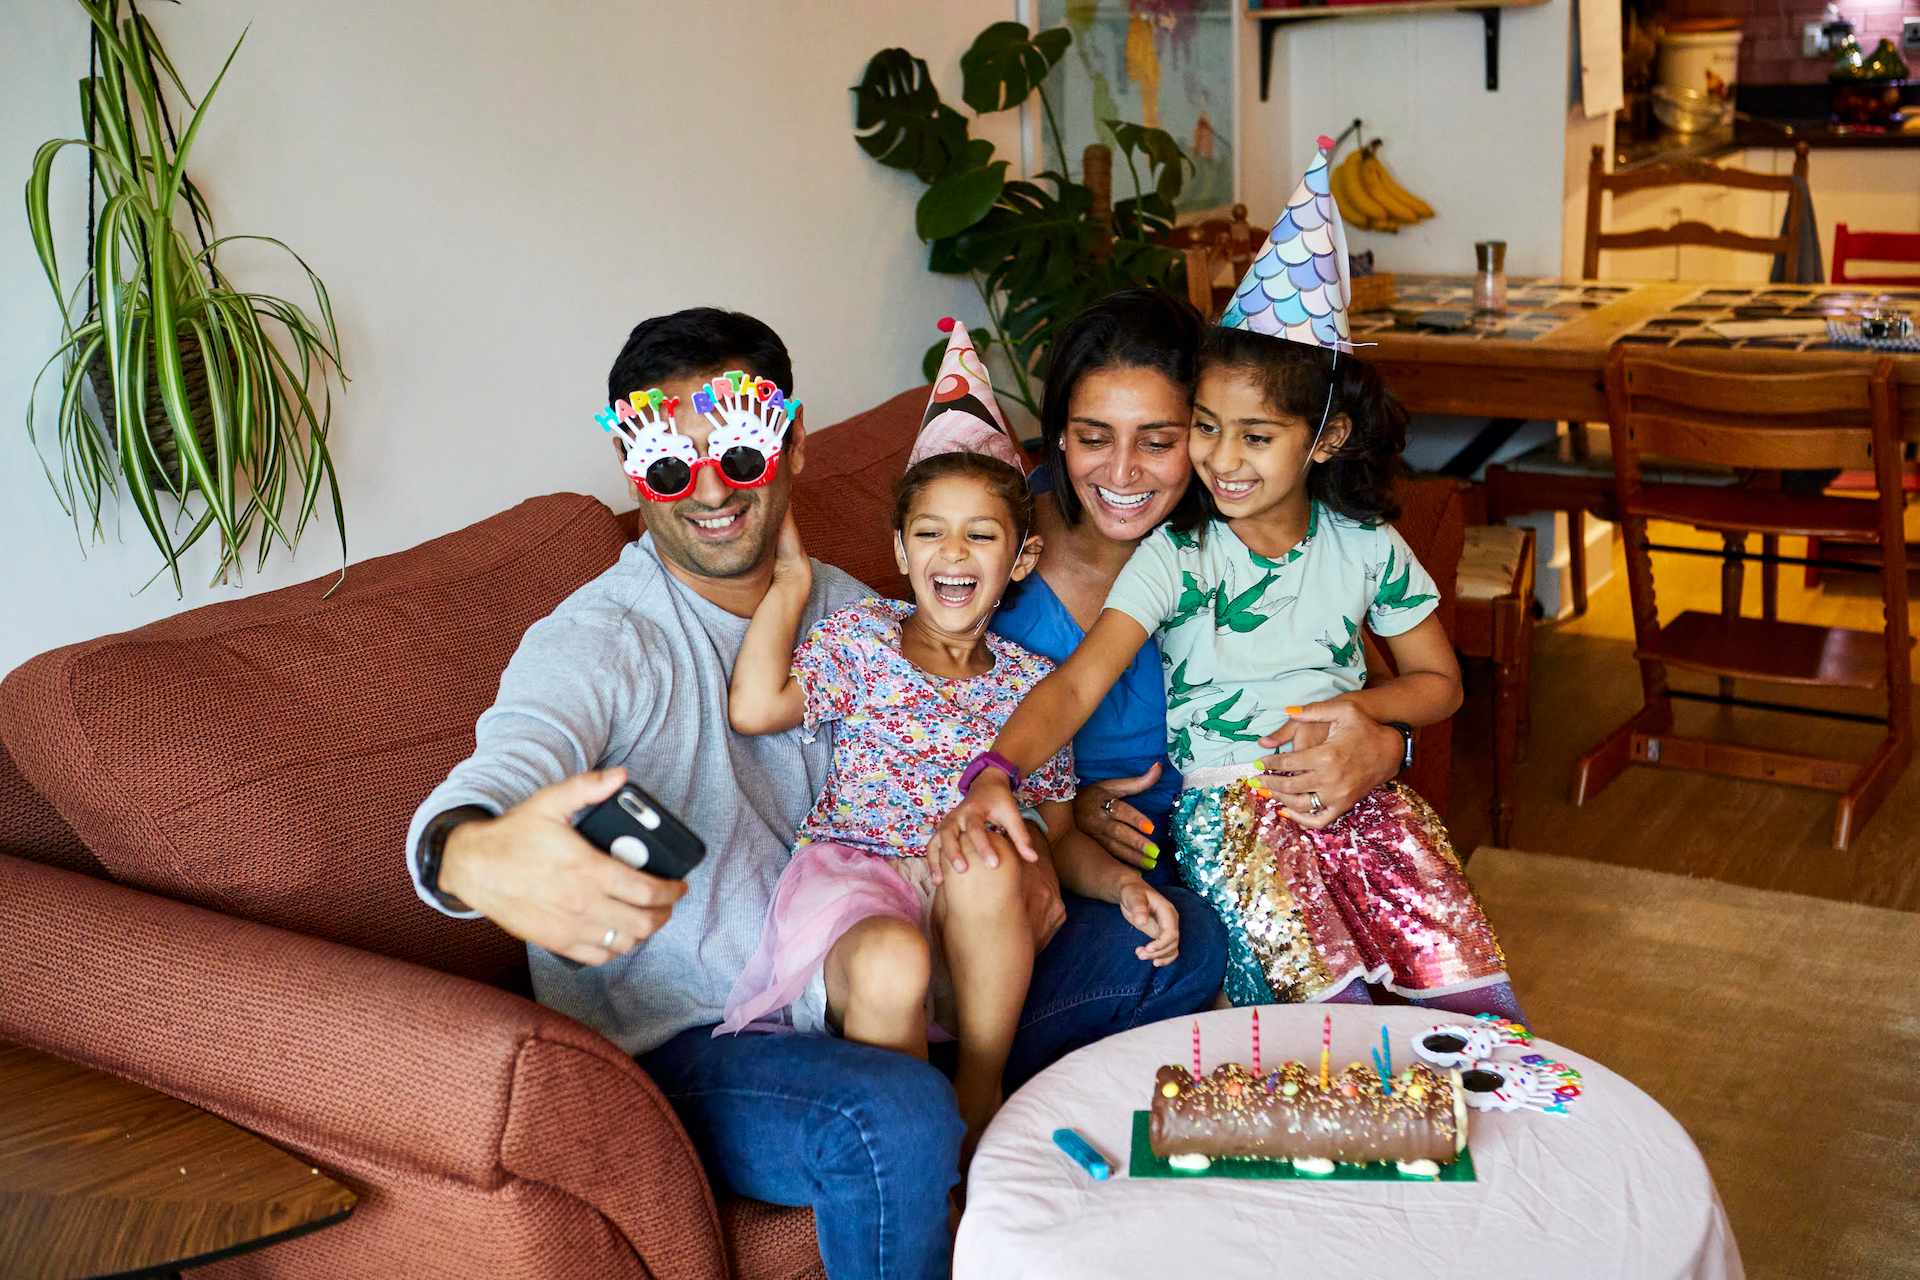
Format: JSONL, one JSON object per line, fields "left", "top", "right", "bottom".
{"left": 990, "top": 571, "right": 1183, "bottom": 829}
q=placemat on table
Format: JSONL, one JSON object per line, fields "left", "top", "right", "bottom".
{"left": 1827, "top": 319, "right": 1920, "bottom": 350}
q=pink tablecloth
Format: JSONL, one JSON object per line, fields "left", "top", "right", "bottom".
{"left": 957, "top": 1006, "right": 1741, "bottom": 1280}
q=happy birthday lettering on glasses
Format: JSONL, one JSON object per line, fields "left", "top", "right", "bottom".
{"left": 593, "top": 372, "right": 799, "bottom": 502}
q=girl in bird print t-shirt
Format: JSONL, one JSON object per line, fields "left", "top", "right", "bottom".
{"left": 938, "top": 327, "right": 1523, "bottom": 1021}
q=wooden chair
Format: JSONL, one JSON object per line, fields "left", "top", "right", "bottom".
{"left": 1581, "top": 141, "right": 1811, "bottom": 280}
{"left": 1484, "top": 143, "right": 1817, "bottom": 618}
{"left": 1164, "top": 205, "right": 1259, "bottom": 320}
{"left": 1572, "top": 348, "right": 1911, "bottom": 850}
{"left": 1832, "top": 222, "right": 1920, "bottom": 287}
{"left": 1454, "top": 522, "right": 1537, "bottom": 845}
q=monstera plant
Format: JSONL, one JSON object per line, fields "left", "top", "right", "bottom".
{"left": 853, "top": 22, "right": 1195, "bottom": 413}
{"left": 25, "top": 0, "right": 345, "bottom": 593}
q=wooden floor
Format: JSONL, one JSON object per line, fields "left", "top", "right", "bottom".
{"left": 1448, "top": 517, "right": 1920, "bottom": 913}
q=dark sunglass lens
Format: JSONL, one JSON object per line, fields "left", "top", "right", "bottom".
{"left": 646, "top": 457, "right": 691, "bottom": 497}
{"left": 719, "top": 446, "right": 768, "bottom": 485}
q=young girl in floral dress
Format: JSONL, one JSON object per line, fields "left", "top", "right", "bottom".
{"left": 720, "top": 326, "right": 1182, "bottom": 1143}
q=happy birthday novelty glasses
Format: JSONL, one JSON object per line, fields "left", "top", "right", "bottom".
{"left": 594, "top": 371, "right": 799, "bottom": 502}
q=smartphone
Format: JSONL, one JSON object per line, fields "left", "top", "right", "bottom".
{"left": 574, "top": 783, "right": 707, "bottom": 880}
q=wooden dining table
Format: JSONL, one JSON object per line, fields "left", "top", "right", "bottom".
{"left": 1350, "top": 275, "right": 1920, "bottom": 444}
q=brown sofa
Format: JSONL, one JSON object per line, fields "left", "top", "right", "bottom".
{"left": 0, "top": 387, "right": 1460, "bottom": 1279}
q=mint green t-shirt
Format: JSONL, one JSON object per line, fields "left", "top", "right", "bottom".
{"left": 1102, "top": 505, "right": 1439, "bottom": 773}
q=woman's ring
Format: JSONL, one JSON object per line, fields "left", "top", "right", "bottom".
{"left": 1308, "top": 791, "right": 1324, "bottom": 815}
{"left": 602, "top": 928, "right": 619, "bottom": 950}
{"left": 1101, "top": 797, "right": 1119, "bottom": 818}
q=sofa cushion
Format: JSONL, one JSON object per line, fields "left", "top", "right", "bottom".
{"left": 0, "top": 493, "right": 631, "bottom": 992}
{"left": 0, "top": 736, "right": 101, "bottom": 878}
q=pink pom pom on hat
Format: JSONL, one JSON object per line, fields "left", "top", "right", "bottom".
{"left": 908, "top": 317, "right": 1027, "bottom": 474}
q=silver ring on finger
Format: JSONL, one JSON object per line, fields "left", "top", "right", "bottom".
{"left": 1308, "top": 790, "right": 1324, "bottom": 815}
{"left": 1101, "top": 797, "right": 1119, "bottom": 818}
{"left": 602, "top": 927, "right": 619, "bottom": 950}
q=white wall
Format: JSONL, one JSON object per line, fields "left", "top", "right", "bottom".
{"left": 1239, "top": 0, "right": 1576, "bottom": 277}
{"left": 1, "top": 0, "right": 1020, "bottom": 676}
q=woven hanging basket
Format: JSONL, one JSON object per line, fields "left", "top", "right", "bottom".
{"left": 85, "top": 338, "right": 221, "bottom": 495}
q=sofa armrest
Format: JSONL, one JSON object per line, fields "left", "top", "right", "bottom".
{"left": 0, "top": 853, "right": 727, "bottom": 1280}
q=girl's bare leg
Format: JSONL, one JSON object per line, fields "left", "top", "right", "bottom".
{"left": 934, "top": 831, "right": 1034, "bottom": 1149}
{"left": 823, "top": 915, "right": 931, "bottom": 1060}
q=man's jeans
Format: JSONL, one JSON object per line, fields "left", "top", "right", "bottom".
{"left": 639, "top": 885, "right": 1227, "bottom": 1280}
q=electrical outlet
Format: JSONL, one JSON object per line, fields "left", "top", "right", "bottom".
{"left": 1804, "top": 22, "right": 1830, "bottom": 57}
{"left": 1905, "top": 16, "right": 1919, "bottom": 51}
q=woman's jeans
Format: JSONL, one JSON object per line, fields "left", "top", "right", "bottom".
{"left": 640, "top": 883, "right": 1227, "bottom": 1280}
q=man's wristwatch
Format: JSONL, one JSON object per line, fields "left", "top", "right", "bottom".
{"left": 1385, "top": 721, "right": 1415, "bottom": 773}
{"left": 418, "top": 805, "right": 491, "bottom": 911}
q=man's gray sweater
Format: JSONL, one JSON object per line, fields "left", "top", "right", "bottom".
{"left": 407, "top": 533, "right": 867, "bottom": 1055}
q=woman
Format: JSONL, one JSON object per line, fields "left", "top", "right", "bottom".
{"left": 989, "top": 289, "right": 1415, "bottom": 905}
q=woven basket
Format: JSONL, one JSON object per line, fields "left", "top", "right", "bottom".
{"left": 86, "top": 339, "right": 219, "bottom": 494}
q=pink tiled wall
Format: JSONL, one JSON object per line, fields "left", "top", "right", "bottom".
{"left": 1662, "top": 0, "right": 1917, "bottom": 85}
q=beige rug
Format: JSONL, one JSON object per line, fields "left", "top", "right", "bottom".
{"left": 1467, "top": 848, "right": 1920, "bottom": 1280}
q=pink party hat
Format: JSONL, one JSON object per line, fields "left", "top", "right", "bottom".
{"left": 1220, "top": 136, "right": 1352, "bottom": 351}
{"left": 909, "top": 317, "right": 1026, "bottom": 473}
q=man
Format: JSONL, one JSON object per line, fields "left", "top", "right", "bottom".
{"left": 407, "top": 308, "right": 1224, "bottom": 1280}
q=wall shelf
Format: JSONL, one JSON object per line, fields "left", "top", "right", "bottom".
{"left": 1246, "top": 0, "right": 1551, "bottom": 100}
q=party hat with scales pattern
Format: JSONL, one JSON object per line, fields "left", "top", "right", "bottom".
{"left": 1219, "top": 136, "right": 1352, "bottom": 351}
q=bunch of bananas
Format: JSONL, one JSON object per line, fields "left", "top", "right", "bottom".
{"left": 1330, "top": 140, "right": 1434, "bottom": 234}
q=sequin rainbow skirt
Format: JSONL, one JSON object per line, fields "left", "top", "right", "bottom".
{"left": 1171, "top": 770, "right": 1508, "bottom": 1006}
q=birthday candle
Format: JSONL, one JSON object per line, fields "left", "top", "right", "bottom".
{"left": 1320, "top": 1013, "right": 1331, "bottom": 1090}
{"left": 1381, "top": 1024, "right": 1393, "bottom": 1079}
{"left": 1191, "top": 1019, "right": 1202, "bottom": 1080}
{"left": 1251, "top": 1008, "right": 1261, "bottom": 1076}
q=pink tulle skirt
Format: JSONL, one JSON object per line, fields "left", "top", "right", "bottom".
{"left": 717, "top": 840, "right": 950, "bottom": 1038}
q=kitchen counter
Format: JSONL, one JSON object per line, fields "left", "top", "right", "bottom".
{"left": 1616, "top": 117, "right": 1920, "bottom": 172}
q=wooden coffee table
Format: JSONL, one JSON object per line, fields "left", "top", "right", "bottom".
{"left": 0, "top": 1042, "right": 356, "bottom": 1280}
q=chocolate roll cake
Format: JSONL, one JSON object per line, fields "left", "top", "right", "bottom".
{"left": 1149, "top": 1059, "right": 1467, "bottom": 1166}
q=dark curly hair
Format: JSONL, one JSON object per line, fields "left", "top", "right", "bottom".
{"left": 1187, "top": 326, "right": 1406, "bottom": 532}
{"left": 1037, "top": 289, "right": 1209, "bottom": 529}
{"left": 892, "top": 451, "right": 1035, "bottom": 541}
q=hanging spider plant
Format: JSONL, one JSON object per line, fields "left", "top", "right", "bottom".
{"left": 24, "top": 0, "right": 345, "bottom": 594}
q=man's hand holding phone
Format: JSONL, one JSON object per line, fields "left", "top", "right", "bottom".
{"left": 440, "top": 768, "right": 690, "bottom": 966}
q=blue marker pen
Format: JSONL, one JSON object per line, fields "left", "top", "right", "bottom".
{"left": 1052, "top": 1128, "right": 1110, "bottom": 1180}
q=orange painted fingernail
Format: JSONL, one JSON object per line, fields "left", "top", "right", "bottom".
{"left": 1284, "top": 706, "right": 1304, "bottom": 715}
{"left": 1139, "top": 819, "right": 1155, "bottom": 835}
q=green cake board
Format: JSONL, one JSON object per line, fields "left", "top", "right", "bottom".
{"left": 1128, "top": 1111, "right": 1476, "bottom": 1182}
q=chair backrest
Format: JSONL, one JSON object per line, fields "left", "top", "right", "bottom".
{"left": 1832, "top": 223, "right": 1920, "bottom": 287}
{"left": 1604, "top": 346, "right": 1898, "bottom": 483}
{"left": 1162, "top": 204, "right": 1258, "bottom": 320}
{"left": 1583, "top": 142, "right": 1810, "bottom": 279}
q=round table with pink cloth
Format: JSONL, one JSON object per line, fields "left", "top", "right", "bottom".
{"left": 956, "top": 1006, "right": 1741, "bottom": 1280}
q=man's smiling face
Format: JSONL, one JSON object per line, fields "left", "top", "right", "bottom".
{"left": 630, "top": 368, "right": 805, "bottom": 582}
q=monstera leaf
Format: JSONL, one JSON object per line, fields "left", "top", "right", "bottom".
{"left": 1109, "top": 236, "right": 1184, "bottom": 292}
{"left": 1104, "top": 118, "right": 1195, "bottom": 203}
{"left": 915, "top": 139, "right": 1008, "bottom": 241}
{"left": 853, "top": 49, "right": 969, "bottom": 182}
{"left": 955, "top": 178, "right": 1095, "bottom": 299}
{"left": 961, "top": 22, "right": 1071, "bottom": 114}
{"left": 1112, "top": 191, "right": 1178, "bottom": 243}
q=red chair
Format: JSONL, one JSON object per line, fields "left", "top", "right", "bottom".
{"left": 1831, "top": 223, "right": 1920, "bottom": 287}
{"left": 1807, "top": 224, "right": 1920, "bottom": 582}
